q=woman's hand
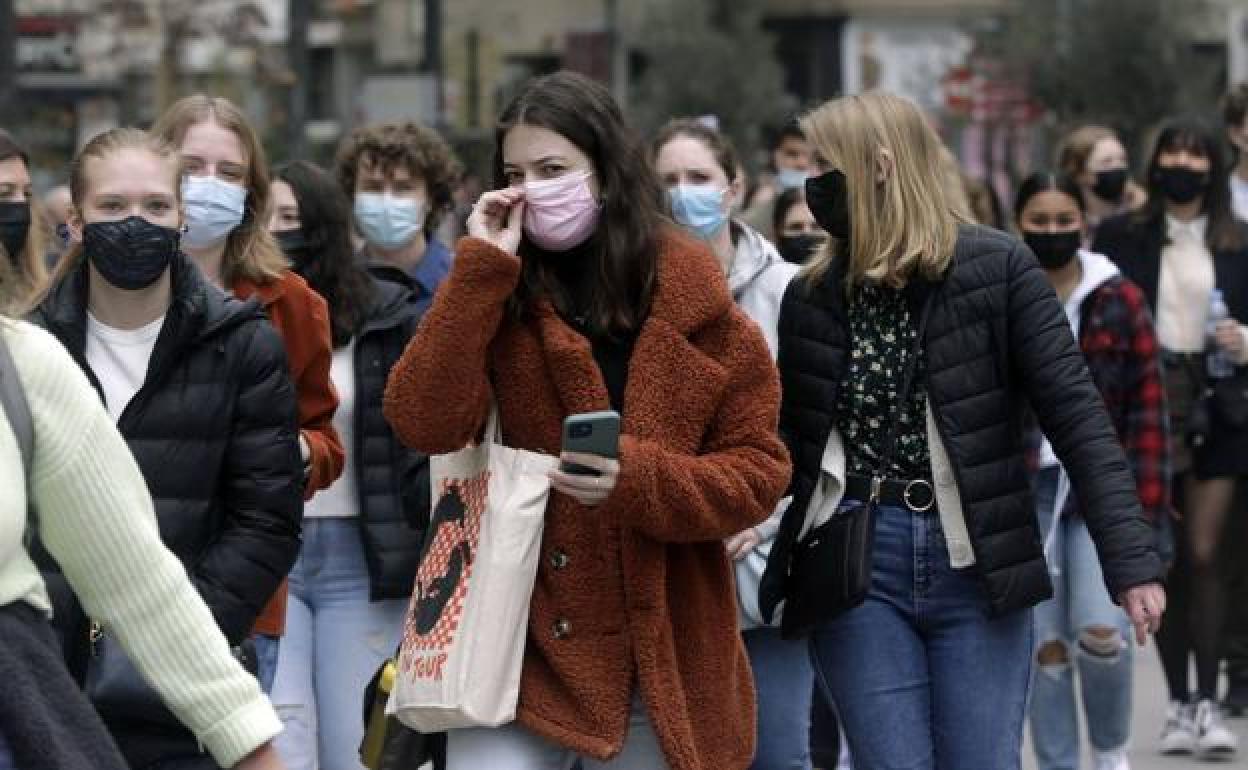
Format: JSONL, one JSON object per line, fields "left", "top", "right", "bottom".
{"left": 234, "top": 743, "right": 287, "bottom": 770}
{"left": 468, "top": 188, "right": 526, "bottom": 256}
{"left": 725, "top": 528, "right": 761, "bottom": 561}
{"left": 548, "top": 452, "right": 620, "bottom": 506}
{"left": 1119, "top": 581, "right": 1166, "bottom": 645}
{"left": 1214, "top": 319, "right": 1246, "bottom": 361}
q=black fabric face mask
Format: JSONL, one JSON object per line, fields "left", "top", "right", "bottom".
{"left": 805, "top": 170, "right": 851, "bottom": 240}
{"left": 1023, "top": 230, "right": 1082, "bottom": 270}
{"left": 0, "top": 202, "right": 31, "bottom": 265}
{"left": 275, "top": 228, "right": 315, "bottom": 273}
{"left": 1091, "top": 169, "right": 1128, "bottom": 203}
{"left": 777, "top": 234, "right": 826, "bottom": 265}
{"left": 1153, "top": 165, "right": 1210, "bottom": 205}
{"left": 84, "top": 216, "right": 180, "bottom": 291}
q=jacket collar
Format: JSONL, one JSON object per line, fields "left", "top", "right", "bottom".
{"left": 525, "top": 229, "right": 734, "bottom": 419}
{"left": 233, "top": 270, "right": 294, "bottom": 308}
{"left": 728, "top": 222, "right": 783, "bottom": 299}
{"left": 38, "top": 251, "right": 258, "bottom": 359}
{"left": 359, "top": 276, "right": 416, "bottom": 334}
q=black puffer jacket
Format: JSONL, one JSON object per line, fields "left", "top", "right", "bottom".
{"left": 760, "top": 225, "right": 1163, "bottom": 622}
{"left": 34, "top": 253, "right": 304, "bottom": 643}
{"left": 352, "top": 276, "right": 430, "bottom": 599}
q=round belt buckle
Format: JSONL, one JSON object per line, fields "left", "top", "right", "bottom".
{"left": 903, "top": 479, "right": 935, "bottom": 512}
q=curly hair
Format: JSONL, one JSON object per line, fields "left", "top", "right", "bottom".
{"left": 334, "top": 121, "right": 462, "bottom": 236}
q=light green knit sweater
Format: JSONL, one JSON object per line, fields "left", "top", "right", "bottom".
{"left": 0, "top": 319, "right": 280, "bottom": 767}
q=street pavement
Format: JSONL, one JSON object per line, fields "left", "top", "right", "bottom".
{"left": 1023, "top": 642, "right": 1248, "bottom": 769}
{"left": 415, "top": 639, "right": 1245, "bottom": 769}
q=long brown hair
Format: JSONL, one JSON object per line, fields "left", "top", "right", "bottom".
{"left": 498, "top": 71, "right": 665, "bottom": 337}
{"left": 0, "top": 130, "right": 47, "bottom": 309}
{"left": 151, "top": 95, "right": 287, "bottom": 286}
{"left": 276, "top": 160, "right": 374, "bottom": 346}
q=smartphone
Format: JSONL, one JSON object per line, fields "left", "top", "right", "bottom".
{"left": 561, "top": 410, "right": 621, "bottom": 476}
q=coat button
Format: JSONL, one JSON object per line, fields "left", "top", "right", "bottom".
{"left": 553, "top": 619, "right": 571, "bottom": 639}
{"left": 550, "top": 549, "right": 569, "bottom": 570}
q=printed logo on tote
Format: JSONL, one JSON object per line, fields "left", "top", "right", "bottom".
{"left": 399, "top": 473, "right": 488, "bottom": 682}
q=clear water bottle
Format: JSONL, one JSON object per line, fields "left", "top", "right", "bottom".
{"left": 1208, "top": 288, "right": 1235, "bottom": 379}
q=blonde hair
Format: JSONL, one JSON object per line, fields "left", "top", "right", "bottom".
{"left": 0, "top": 130, "right": 48, "bottom": 310}
{"left": 801, "top": 92, "right": 965, "bottom": 288}
{"left": 1056, "top": 125, "right": 1118, "bottom": 179}
{"left": 151, "top": 95, "right": 287, "bottom": 286}
{"left": 45, "top": 128, "right": 184, "bottom": 291}
{"left": 6, "top": 208, "right": 47, "bottom": 311}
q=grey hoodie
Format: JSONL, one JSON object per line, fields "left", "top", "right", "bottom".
{"left": 727, "top": 222, "right": 799, "bottom": 629}
{"left": 728, "top": 222, "right": 800, "bottom": 358}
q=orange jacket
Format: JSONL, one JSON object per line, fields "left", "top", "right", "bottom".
{"left": 384, "top": 236, "right": 790, "bottom": 769}
{"left": 235, "top": 269, "right": 342, "bottom": 636}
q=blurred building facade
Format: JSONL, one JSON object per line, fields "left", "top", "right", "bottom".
{"left": 6, "top": 0, "right": 1235, "bottom": 183}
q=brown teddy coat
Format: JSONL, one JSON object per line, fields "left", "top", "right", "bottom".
{"left": 383, "top": 233, "right": 790, "bottom": 769}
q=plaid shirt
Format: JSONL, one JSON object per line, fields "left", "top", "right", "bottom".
{"left": 1030, "top": 275, "right": 1171, "bottom": 523}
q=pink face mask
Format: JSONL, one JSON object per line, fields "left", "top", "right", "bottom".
{"left": 522, "top": 170, "right": 601, "bottom": 251}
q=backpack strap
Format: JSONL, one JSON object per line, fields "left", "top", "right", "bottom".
{"left": 0, "top": 327, "right": 36, "bottom": 539}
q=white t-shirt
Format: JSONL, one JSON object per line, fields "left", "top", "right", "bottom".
{"left": 1157, "top": 216, "right": 1215, "bottom": 354}
{"left": 85, "top": 312, "right": 165, "bottom": 422}
{"left": 304, "top": 340, "right": 360, "bottom": 518}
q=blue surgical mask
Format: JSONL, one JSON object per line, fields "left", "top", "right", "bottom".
{"left": 354, "top": 193, "right": 426, "bottom": 250}
{"left": 776, "top": 167, "right": 810, "bottom": 191}
{"left": 668, "top": 184, "right": 729, "bottom": 240}
{"left": 181, "top": 175, "right": 246, "bottom": 249}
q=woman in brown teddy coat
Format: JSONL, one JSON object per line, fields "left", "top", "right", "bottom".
{"left": 383, "top": 71, "right": 791, "bottom": 770}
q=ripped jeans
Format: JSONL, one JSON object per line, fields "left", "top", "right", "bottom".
{"left": 1029, "top": 466, "right": 1134, "bottom": 770}
{"left": 271, "top": 517, "right": 408, "bottom": 770}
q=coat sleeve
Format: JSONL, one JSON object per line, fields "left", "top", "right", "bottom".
{"left": 609, "top": 314, "right": 791, "bottom": 543}
{"left": 192, "top": 321, "right": 304, "bottom": 643}
{"left": 384, "top": 238, "right": 522, "bottom": 454}
{"left": 1112, "top": 282, "right": 1171, "bottom": 525}
{"left": 17, "top": 321, "right": 282, "bottom": 768}
{"left": 289, "top": 287, "right": 344, "bottom": 498}
{"left": 1005, "top": 241, "right": 1163, "bottom": 598}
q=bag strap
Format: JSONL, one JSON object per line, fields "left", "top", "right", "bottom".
{"left": 0, "top": 328, "right": 36, "bottom": 541}
{"left": 869, "top": 288, "right": 937, "bottom": 499}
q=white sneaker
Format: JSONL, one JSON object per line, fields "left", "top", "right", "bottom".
{"left": 1160, "top": 700, "right": 1196, "bottom": 755}
{"left": 1195, "top": 698, "right": 1239, "bottom": 759}
{"left": 1092, "top": 748, "right": 1130, "bottom": 770}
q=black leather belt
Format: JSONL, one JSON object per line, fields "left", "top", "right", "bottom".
{"left": 845, "top": 473, "right": 936, "bottom": 513}
{"left": 1161, "top": 350, "right": 1203, "bottom": 369}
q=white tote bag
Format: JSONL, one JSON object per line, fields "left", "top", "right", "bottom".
{"left": 388, "top": 408, "right": 556, "bottom": 732}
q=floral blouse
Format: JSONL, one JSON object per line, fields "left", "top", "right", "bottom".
{"left": 837, "top": 282, "right": 931, "bottom": 479}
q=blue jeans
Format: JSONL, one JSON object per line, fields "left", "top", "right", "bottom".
{"left": 1029, "top": 467, "right": 1133, "bottom": 770}
{"left": 809, "top": 502, "right": 1033, "bottom": 770}
{"left": 0, "top": 731, "right": 13, "bottom": 770}
{"left": 743, "top": 627, "right": 814, "bottom": 770}
{"left": 447, "top": 695, "right": 666, "bottom": 769}
{"left": 253, "top": 633, "right": 280, "bottom": 694}
{"left": 271, "top": 517, "right": 408, "bottom": 770}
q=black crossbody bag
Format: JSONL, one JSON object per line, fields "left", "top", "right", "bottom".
{"left": 781, "top": 292, "right": 935, "bottom": 640}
